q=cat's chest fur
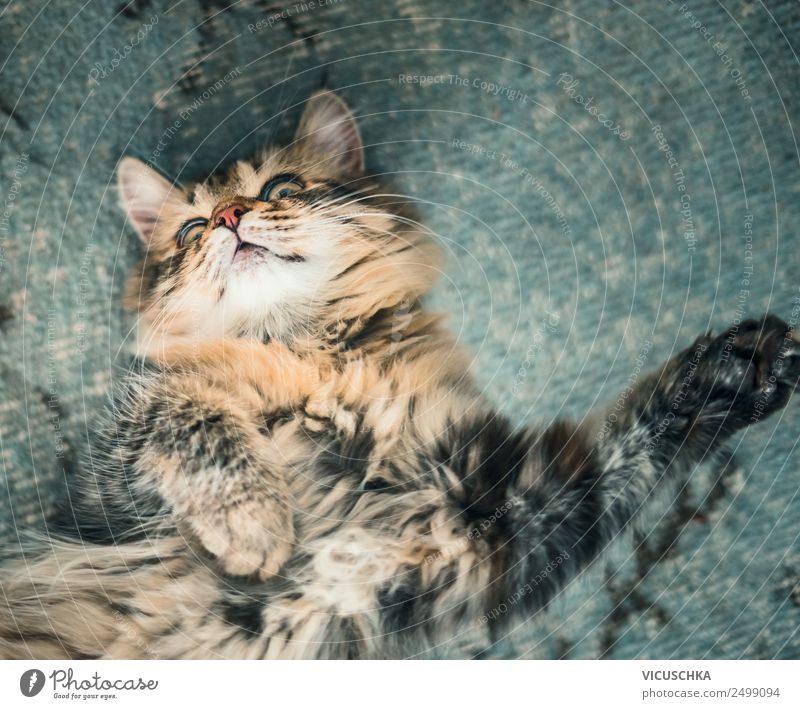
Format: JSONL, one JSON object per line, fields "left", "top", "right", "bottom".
{"left": 145, "top": 336, "right": 484, "bottom": 539}
{"left": 162, "top": 334, "right": 474, "bottom": 435}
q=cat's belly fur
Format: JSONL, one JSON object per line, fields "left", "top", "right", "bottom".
{"left": 11, "top": 439, "right": 496, "bottom": 659}
{"left": 8, "top": 344, "right": 500, "bottom": 659}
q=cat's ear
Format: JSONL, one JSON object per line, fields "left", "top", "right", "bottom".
{"left": 294, "top": 91, "right": 364, "bottom": 176}
{"left": 117, "top": 157, "right": 176, "bottom": 244}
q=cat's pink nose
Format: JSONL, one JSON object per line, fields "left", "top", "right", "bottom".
{"left": 214, "top": 203, "right": 248, "bottom": 231}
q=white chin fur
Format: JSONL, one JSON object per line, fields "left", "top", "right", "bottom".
{"left": 134, "top": 241, "right": 335, "bottom": 354}
{"left": 216, "top": 254, "right": 332, "bottom": 339}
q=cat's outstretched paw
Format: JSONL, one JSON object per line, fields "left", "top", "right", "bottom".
{"left": 718, "top": 314, "right": 799, "bottom": 392}
{"left": 188, "top": 499, "right": 294, "bottom": 581}
{"left": 678, "top": 313, "right": 799, "bottom": 428}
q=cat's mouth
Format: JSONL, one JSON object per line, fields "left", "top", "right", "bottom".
{"left": 232, "top": 236, "right": 305, "bottom": 264}
{"left": 232, "top": 241, "right": 262, "bottom": 259}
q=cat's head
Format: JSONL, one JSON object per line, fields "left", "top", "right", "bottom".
{"left": 118, "top": 91, "right": 440, "bottom": 355}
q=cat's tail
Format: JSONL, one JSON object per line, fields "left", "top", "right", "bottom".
{"left": 0, "top": 535, "right": 193, "bottom": 659}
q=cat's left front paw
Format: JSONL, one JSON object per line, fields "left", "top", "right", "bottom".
{"left": 702, "top": 314, "right": 800, "bottom": 426}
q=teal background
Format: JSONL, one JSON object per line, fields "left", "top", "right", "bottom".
{"left": 0, "top": 0, "right": 798, "bottom": 658}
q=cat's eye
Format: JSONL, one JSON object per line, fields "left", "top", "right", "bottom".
{"left": 176, "top": 218, "right": 208, "bottom": 247}
{"left": 259, "top": 174, "right": 304, "bottom": 202}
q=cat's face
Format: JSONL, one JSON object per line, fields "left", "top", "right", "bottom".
{"left": 119, "top": 92, "right": 439, "bottom": 354}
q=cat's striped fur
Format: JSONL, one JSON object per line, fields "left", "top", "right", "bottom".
{"left": 0, "top": 92, "right": 797, "bottom": 659}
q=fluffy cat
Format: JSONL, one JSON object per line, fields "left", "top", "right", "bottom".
{"left": 0, "top": 91, "right": 797, "bottom": 659}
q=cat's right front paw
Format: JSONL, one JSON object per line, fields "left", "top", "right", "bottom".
{"left": 188, "top": 499, "right": 294, "bottom": 581}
